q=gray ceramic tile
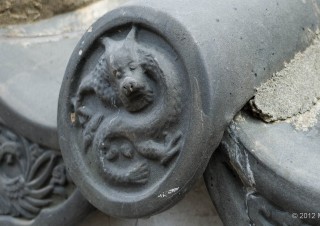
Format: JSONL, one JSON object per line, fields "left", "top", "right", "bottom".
{"left": 79, "top": 179, "right": 223, "bottom": 226}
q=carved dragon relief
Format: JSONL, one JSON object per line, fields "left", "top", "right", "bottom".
{"left": 0, "top": 125, "right": 72, "bottom": 220}
{"left": 72, "top": 26, "right": 184, "bottom": 185}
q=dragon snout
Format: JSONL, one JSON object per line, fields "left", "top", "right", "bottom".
{"left": 121, "top": 77, "right": 143, "bottom": 96}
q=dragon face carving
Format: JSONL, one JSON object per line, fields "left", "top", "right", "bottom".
{"left": 75, "top": 27, "right": 156, "bottom": 114}
{"left": 63, "top": 25, "right": 190, "bottom": 200}
{"left": 102, "top": 28, "right": 154, "bottom": 112}
{"left": 58, "top": 21, "right": 196, "bottom": 218}
{"left": 70, "top": 25, "right": 185, "bottom": 188}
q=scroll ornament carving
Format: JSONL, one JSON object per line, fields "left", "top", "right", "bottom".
{"left": 0, "top": 125, "right": 71, "bottom": 219}
{"left": 247, "top": 193, "right": 309, "bottom": 226}
{"left": 72, "top": 26, "right": 184, "bottom": 185}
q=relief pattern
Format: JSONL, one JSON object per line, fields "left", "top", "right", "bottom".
{"left": 72, "top": 26, "right": 184, "bottom": 185}
{"left": 0, "top": 125, "right": 71, "bottom": 219}
{"left": 247, "top": 193, "right": 310, "bottom": 226}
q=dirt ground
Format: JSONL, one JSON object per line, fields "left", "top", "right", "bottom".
{"left": 0, "top": 0, "right": 99, "bottom": 26}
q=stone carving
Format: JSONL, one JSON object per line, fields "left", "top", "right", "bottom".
{"left": 74, "top": 26, "right": 155, "bottom": 113}
{"left": 72, "top": 25, "right": 184, "bottom": 185}
{"left": 0, "top": 125, "right": 71, "bottom": 219}
{"left": 247, "top": 193, "right": 309, "bottom": 226}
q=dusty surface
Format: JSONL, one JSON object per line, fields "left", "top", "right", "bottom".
{"left": 0, "top": 0, "right": 127, "bottom": 149}
{"left": 285, "top": 101, "right": 320, "bottom": 131}
{"left": 78, "top": 179, "right": 223, "bottom": 226}
{"left": 0, "top": 0, "right": 99, "bottom": 26}
{"left": 251, "top": 30, "right": 320, "bottom": 123}
{"left": 0, "top": 0, "right": 126, "bottom": 43}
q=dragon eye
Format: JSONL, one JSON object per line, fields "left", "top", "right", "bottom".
{"left": 112, "top": 70, "right": 117, "bottom": 77}
{"left": 116, "top": 72, "right": 122, "bottom": 79}
{"left": 112, "top": 70, "right": 122, "bottom": 79}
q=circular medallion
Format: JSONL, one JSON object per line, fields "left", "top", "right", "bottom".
{"left": 58, "top": 7, "right": 213, "bottom": 218}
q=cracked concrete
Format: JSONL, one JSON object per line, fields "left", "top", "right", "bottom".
{"left": 251, "top": 30, "right": 320, "bottom": 123}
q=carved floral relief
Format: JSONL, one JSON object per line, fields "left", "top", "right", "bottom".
{"left": 0, "top": 125, "right": 72, "bottom": 219}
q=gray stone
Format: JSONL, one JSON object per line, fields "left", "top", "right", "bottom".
{"left": 205, "top": 109, "right": 320, "bottom": 225}
{"left": 57, "top": 0, "right": 320, "bottom": 219}
{"left": 0, "top": 1, "right": 125, "bottom": 225}
{"left": 0, "top": 0, "right": 128, "bottom": 150}
{"left": 79, "top": 179, "right": 223, "bottom": 226}
{"left": 0, "top": 123, "right": 94, "bottom": 226}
